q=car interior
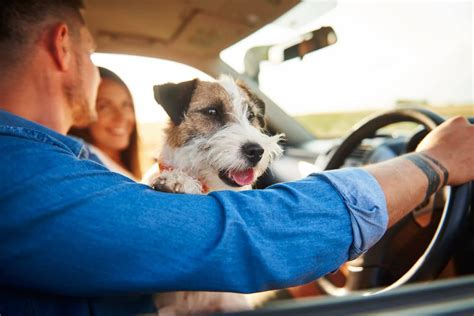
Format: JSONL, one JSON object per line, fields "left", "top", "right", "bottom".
{"left": 84, "top": 0, "right": 473, "bottom": 314}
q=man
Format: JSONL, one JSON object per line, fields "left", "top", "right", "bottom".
{"left": 0, "top": 1, "right": 473, "bottom": 315}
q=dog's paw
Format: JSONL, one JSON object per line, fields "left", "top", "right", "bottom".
{"left": 151, "top": 170, "right": 203, "bottom": 194}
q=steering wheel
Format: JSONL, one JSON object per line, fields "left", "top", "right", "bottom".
{"left": 316, "top": 108, "right": 471, "bottom": 296}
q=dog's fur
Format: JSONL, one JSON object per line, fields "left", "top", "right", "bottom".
{"left": 143, "top": 76, "right": 283, "bottom": 315}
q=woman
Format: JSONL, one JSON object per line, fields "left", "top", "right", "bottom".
{"left": 70, "top": 67, "right": 141, "bottom": 180}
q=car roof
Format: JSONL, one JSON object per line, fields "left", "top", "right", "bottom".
{"left": 84, "top": 0, "right": 300, "bottom": 75}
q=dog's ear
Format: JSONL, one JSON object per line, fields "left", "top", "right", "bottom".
{"left": 153, "top": 79, "right": 198, "bottom": 125}
{"left": 235, "top": 79, "right": 265, "bottom": 116}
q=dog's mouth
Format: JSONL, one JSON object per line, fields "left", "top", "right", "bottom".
{"left": 219, "top": 169, "right": 255, "bottom": 187}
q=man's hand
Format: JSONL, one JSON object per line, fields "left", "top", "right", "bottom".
{"left": 416, "top": 116, "right": 474, "bottom": 186}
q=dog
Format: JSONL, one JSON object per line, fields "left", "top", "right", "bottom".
{"left": 143, "top": 76, "right": 283, "bottom": 315}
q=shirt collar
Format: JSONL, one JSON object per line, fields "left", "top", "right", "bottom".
{"left": 0, "top": 109, "right": 88, "bottom": 158}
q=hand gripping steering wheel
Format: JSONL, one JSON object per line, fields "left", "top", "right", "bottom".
{"left": 317, "top": 108, "right": 471, "bottom": 295}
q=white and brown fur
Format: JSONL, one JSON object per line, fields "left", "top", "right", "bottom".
{"left": 143, "top": 76, "right": 283, "bottom": 315}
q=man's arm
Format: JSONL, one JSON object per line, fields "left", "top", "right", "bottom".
{"left": 0, "top": 117, "right": 472, "bottom": 297}
{"left": 0, "top": 136, "right": 385, "bottom": 296}
{"left": 365, "top": 116, "right": 474, "bottom": 227}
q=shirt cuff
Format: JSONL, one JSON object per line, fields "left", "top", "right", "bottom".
{"left": 317, "top": 168, "right": 388, "bottom": 260}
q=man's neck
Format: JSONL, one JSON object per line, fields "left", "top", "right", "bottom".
{"left": 0, "top": 67, "right": 72, "bottom": 135}
{"left": 0, "top": 103, "right": 71, "bottom": 135}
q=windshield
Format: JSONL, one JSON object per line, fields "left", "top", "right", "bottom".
{"left": 221, "top": 0, "right": 473, "bottom": 138}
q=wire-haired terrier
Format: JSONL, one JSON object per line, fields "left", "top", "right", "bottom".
{"left": 146, "top": 75, "right": 283, "bottom": 194}
{"left": 143, "top": 76, "right": 283, "bottom": 315}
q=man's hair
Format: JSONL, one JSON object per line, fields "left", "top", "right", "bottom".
{"left": 0, "top": 0, "right": 85, "bottom": 68}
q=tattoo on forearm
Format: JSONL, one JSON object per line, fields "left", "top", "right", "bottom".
{"left": 405, "top": 153, "right": 443, "bottom": 209}
{"left": 419, "top": 153, "right": 449, "bottom": 187}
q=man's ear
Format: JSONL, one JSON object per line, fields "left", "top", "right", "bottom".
{"left": 48, "top": 23, "right": 73, "bottom": 71}
{"left": 153, "top": 79, "right": 198, "bottom": 125}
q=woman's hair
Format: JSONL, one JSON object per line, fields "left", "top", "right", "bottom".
{"left": 69, "top": 67, "right": 141, "bottom": 179}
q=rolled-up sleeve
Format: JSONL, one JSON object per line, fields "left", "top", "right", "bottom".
{"left": 318, "top": 168, "right": 388, "bottom": 259}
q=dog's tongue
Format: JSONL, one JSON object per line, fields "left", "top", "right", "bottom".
{"left": 229, "top": 169, "right": 255, "bottom": 186}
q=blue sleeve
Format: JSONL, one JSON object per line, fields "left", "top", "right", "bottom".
{"left": 318, "top": 169, "right": 388, "bottom": 259}
{"left": 0, "top": 138, "right": 387, "bottom": 296}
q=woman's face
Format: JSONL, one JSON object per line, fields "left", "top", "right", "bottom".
{"left": 89, "top": 78, "right": 135, "bottom": 152}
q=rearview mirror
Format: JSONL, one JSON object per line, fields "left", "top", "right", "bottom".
{"left": 244, "top": 26, "right": 337, "bottom": 81}
{"left": 278, "top": 26, "right": 337, "bottom": 61}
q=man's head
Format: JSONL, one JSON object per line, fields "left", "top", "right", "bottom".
{"left": 0, "top": 0, "right": 100, "bottom": 128}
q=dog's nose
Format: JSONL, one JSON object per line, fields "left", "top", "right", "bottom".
{"left": 242, "top": 143, "right": 264, "bottom": 165}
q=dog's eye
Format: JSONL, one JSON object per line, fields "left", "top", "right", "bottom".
{"left": 199, "top": 107, "right": 219, "bottom": 116}
{"left": 247, "top": 111, "right": 255, "bottom": 121}
{"left": 206, "top": 108, "right": 218, "bottom": 116}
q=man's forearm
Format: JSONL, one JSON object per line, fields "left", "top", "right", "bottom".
{"left": 364, "top": 152, "right": 445, "bottom": 227}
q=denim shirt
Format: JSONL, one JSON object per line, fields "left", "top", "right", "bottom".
{"left": 0, "top": 109, "right": 387, "bottom": 316}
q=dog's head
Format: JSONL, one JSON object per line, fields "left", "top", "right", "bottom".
{"left": 154, "top": 76, "right": 283, "bottom": 191}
